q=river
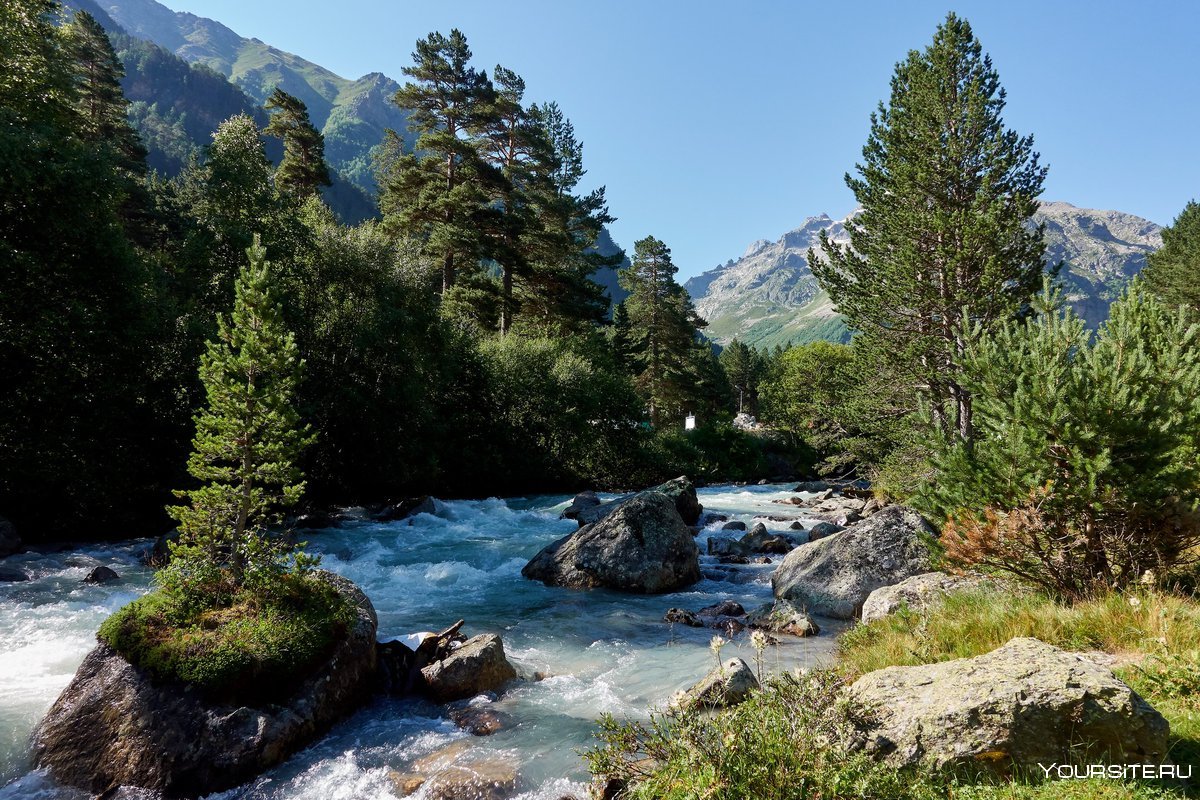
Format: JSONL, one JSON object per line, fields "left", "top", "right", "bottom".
{"left": 0, "top": 483, "right": 840, "bottom": 799}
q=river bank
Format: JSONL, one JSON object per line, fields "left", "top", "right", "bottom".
{"left": 0, "top": 483, "right": 840, "bottom": 799}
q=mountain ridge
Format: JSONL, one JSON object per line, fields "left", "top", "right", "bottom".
{"left": 685, "top": 202, "right": 1163, "bottom": 349}
{"left": 94, "top": 0, "right": 415, "bottom": 193}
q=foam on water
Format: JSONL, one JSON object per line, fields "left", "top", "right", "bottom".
{"left": 0, "top": 484, "right": 839, "bottom": 798}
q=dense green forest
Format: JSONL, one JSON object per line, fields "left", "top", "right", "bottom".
{"left": 1, "top": 0, "right": 800, "bottom": 544}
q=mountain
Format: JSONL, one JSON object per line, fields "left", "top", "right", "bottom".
{"left": 685, "top": 202, "right": 1163, "bottom": 349}
{"left": 60, "top": 0, "right": 634, "bottom": 306}
{"left": 91, "top": 0, "right": 415, "bottom": 195}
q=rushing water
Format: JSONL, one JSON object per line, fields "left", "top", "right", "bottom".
{"left": 0, "top": 484, "right": 841, "bottom": 799}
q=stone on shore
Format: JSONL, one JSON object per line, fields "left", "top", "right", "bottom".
{"left": 772, "top": 505, "right": 935, "bottom": 619}
{"left": 849, "top": 637, "right": 1170, "bottom": 772}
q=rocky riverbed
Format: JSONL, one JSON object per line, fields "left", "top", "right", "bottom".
{"left": 0, "top": 483, "right": 845, "bottom": 799}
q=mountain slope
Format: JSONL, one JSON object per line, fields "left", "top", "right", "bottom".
{"left": 95, "top": 0, "right": 415, "bottom": 193}
{"left": 686, "top": 202, "right": 1162, "bottom": 349}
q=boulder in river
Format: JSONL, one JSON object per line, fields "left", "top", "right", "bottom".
{"left": 664, "top": 607, "right": 703, "bottom": 627}
{"left": 31, "top": 571, "right": 378, "bottom": 798}
{"left": 83, "top": 566, "right": 119, "bottom": 584}
{"left": 575, "top": 476, "right": 702, "bottom": 527}
{"left": 0, "top": 515, "right": 20, "bottom": 558}
{"left": 747, "top": 599, "right": 820, "bottom": 637}
{"left": 707, "top": 536, "right": 751, "bottom": 558}
{"left": 420, "top": 633, "right": 518, "bottom": 702}
{"left": 523, "top": 492, "right": 701, "bottom": 593}
{"left": 560, "top": 491, "right": 601, "bottom": 521}
{"left": 697, "top": 600, "right": 746, "bottom": 618}
{"left": 721, "top": 520, "right": 747, "bottom": 532}
{"left": 0, "top": 566, "right": 29, "bottom": 582}
{"left": 772, "top": 505, "right": 935, "bottom": 619}
{"left": 849, "top": 637, "right": 1170, "bottom": 772}
{"left": 673, "top": 657, "right": 759, "bottom": 710}
{"left": 376, "top": 496, "right": 436, "bottom": 523}
{"left": 860, "top": 571, "right": 993, "bottom": 624}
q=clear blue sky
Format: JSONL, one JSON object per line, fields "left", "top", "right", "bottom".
{"left": 160, "top": 0, "right": 1200, "bottom": 279}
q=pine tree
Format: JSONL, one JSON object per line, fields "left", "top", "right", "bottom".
{"left": 516, "top": 101, "right": 615, "bottom": 335}
{"left": 719, "top": 339, "right": 765, "bottom": 413}
{"left": 264, "top": 87, "right": 332, "bottom": 200}
{"left": 922, "top": 280, "right": 1200, "bottom": 597}
{"left": 1142, "top": 200, "right": 1200, "bottom": 316}
{"left": 812, "top": 13, "right": 1047, "bottom": 447}
{"left": 384, "top": 29, "right": 496, "bottom": 293}
{"left": 63, "top": 10, "right": 147, "bottom": 175}
{"left": 168, "top": 235, "right": 314, "bottom": 589}
{"left": 620, "top": 236, "right": 707, "bottom": 426}
{"left": 478, "top": 65, "right": 538, "bottom": 334}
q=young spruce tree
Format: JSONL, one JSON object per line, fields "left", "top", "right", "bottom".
{"left": 812, "top": 13, "right": 1047, "bottom": 447}
{"left": 168, "top": 235, "right": 314, "bottom": 592}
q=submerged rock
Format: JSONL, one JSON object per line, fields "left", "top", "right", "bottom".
{"left": 523, "top": 492, "right": 701, "bottom": 593}
{"left": 376, "top": 496, "right": 436, "bottom": 522}
{"left": 673, "top": 657, "right": 759, "bottom": 710}
{"left": 31, "top": 571, "right": 378, "bottom": 798}
{"left": 0, "top": 515, "right": 20, "bottom": 558}
{"left": 421, "top": 633, "right": 518, "bottom": 702}
{"left": 849, "top": 637, "right": 1170, "bottom": 772}
{"left": 0, "top": 566, "right": 28, "bottom": 582}
{"left": 664, "top": 607, "right": 703, "bottom": 627}
{"left": 449, "top": 701, "right": 511, "bottom": 736}
{"left": 772, "top": 505, "right": 935, "bottom": 619}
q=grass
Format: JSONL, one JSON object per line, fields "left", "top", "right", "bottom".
{"left": 835, "top": 588, "right": 1200, "bottom": 680}
{"left": 98, "top": 572, "right": 354, "bottom": 705}
{"left": 587, "top": 586, "right": 1200, "bottom": 799}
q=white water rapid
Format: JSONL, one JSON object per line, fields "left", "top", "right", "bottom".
{"left": 0, "top": 483, "right": 840, "bottom": 799}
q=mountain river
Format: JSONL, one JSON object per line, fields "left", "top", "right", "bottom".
{"left": 0, "top": 483, "right": 841, "bottom": 799}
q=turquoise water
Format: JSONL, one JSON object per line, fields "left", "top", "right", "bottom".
{"left": 0, "top": 484, "right": 839, "bottom": 799}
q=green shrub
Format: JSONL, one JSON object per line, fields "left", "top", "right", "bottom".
{"left": 99, "top": 572, "right": 353, "bottom": 704}
{"left": 920, "top": 282, "right": 1200, "bottom": 599}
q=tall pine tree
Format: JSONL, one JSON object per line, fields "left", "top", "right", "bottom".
{"left": 619, "top": 236, "right": 707, "bottom": 427}
{"left": 264, "top": 88, "right": 332, "bottom": 200}
{"left": 383, "top": 29, "right": 496, "bottom": 293}
{"left": 812, "top": 13, "right": 1047, "bottom": 446}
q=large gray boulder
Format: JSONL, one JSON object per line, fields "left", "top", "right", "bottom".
{"left": 523, "top": 492, "right": 701, "bottom": 593}
{"left": 576, "top": 476, "right": 702, "bottom": 527}
{"left": 420, "top": 633, "right": 518, "bottom": 702}
{"left": 31, "top": 571, "right": 378, "bottom": 798}
{"left": 849, "top": 638, "right": 1170, "bottom": 772}
{"left": 771, "top": 505, "right": 935, "bottom": 619}
{"left": 860, "top": 571, "right": 992, "bottom": 624}
{"left": 0, "top": 515, "right": 20, "bottom": 558}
